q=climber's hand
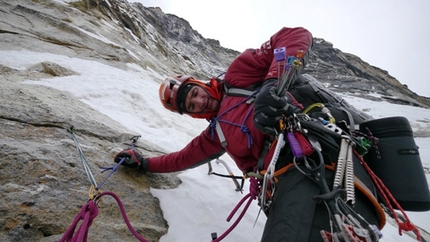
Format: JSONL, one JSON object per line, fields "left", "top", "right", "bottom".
{"left": 114, "top": 149, "right": 147, "bottom": 170}
{"left": 253, "top": 79, "right": 299, "bottom": 135}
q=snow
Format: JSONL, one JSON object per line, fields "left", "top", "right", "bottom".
{"left": 1, "top": 49, "right": 429, "bottom": 241}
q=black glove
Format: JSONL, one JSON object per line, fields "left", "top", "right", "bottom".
{"left": 253, "top": 79, "right": 300, "bottom": 135}
{"left": 114, "top": 149, "right": 148, "bottom": 170}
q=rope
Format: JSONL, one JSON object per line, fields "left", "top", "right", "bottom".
{"left": 209, "top": 90, "right": 258, "bottom": 148}
{"left": 60, "top": 191, "right": 149, "bottom": 242}
{"left": 64, "top": 129, "right": 145, "bottom": 240}
{"left": 60, "top": 199, "right": 98, "bottom": 242}
{"left": 212, "top": 176, "right": 259, "bottom": 241}
{"left": 353, "top": 149, "right": 421, "bottom": 241}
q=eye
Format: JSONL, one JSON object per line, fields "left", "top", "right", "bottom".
{"left": 188, "top": 88, "right": 199, "bottom": 111}
{"left": 186, "top": 89, "right": 196, "bottom": 112}
{"left": 187, "top": 100, "right": 194, "bottom": 112}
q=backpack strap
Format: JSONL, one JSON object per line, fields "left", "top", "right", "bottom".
{"left": 223, "top": 85, "right": 260, "bottom": 104}
{"left": 215, "top": 121, "right": 228, "bottom": 148}
{"left": 224, "top": 87, "right": 256, "bottom": 97}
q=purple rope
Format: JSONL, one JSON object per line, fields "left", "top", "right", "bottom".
{"left": 97, "top": 140, "right": 137, "bottom": 190}
{"left": 209, "top": 91, "right": 259, "bottom": 148}
{"left": 60, "top": 199, "right": 98, "bottom": 242}
{"left": 210, "top": 105, "right": 255, "bottom": 148}
{"left": 60, "top": 191, "right": 149, "bottom": 242}
{"left": 212, "top": 176, "right": 259, "bottom": 241}
{"left": 96, "top": 157, "right": 125, "bottom": 190}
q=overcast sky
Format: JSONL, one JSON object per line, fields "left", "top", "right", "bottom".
{"left": 132, "top": 0, "right": 430, "bottom": 98}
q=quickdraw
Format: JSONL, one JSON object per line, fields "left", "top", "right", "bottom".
{"left": 62, "top": 127, "right": 148, "bottom": 242}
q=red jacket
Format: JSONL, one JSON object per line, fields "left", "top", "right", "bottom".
{"left": 147, "top": 27, "right": 313, "bottom": 173}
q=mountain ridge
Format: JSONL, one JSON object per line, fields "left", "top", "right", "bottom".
{"left": 2, "top": 0, "right": 429, "bottom": 107}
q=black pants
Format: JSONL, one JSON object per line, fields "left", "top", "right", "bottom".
{"left": 260, "top": 165, "right": 380, "bottom": 242}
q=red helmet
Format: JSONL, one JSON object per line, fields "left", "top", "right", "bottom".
{"left": 158, "top": 74, "right": 223, "bottom": 119}
{"left": 159, "top": 74, "right": 201, "bottom": 114}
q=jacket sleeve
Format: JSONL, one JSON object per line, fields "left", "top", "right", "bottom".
{"left": 225, "top": 27, "right": 313, "bottom": 87}
{"left": 145, "top": 128, "right": 225, "bottom": 172}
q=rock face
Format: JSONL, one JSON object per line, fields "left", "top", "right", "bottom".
{"left": 0, "top": 72, "right": 181, "bottom": 241}
{"left": 306, "top": 38, "right": 430, "bottom": 107}
{"left": 0, "top": 0, "right": 428, "bottom": 241}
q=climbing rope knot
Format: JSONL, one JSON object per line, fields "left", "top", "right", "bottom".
{"left": 83, "top": 200, "right": 99, "bottom": 220}
{"left": 239, "top": 125, "right": 253, "bottom": 148}
{"left": 398, "top": 221, "right": 421, "bottom": 239}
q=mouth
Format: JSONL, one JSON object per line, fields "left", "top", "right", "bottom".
{"left": 206, "top": 97, "right": 219, "bottom": 111}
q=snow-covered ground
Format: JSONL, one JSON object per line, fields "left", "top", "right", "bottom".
{"left": 1, "top": 50, "right": 429, "bottom": 241}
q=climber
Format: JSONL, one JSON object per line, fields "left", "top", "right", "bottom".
{"left": 114, "top": 27, "right": 384, "bottom": 241}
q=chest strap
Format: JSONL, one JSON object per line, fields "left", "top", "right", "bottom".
{"left": 213, "top": 87, "right": 260, "bottom": 147}
{"left": 215, "top": 122, "right": 228, "bottom": 148}
{"left": 224, "top": 86, "right": 258, "bottom": 104}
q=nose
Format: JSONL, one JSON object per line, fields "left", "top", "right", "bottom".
{"left": 194, "top": 96, "right": 206, "bottom": 111}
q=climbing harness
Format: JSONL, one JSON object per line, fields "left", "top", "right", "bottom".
{"left": 61, "top": 127, "right": 148, "bottom": 242}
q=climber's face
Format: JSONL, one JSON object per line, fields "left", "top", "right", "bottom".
{"left": 184, "top": 85, "right": 220, "bottom": 114}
